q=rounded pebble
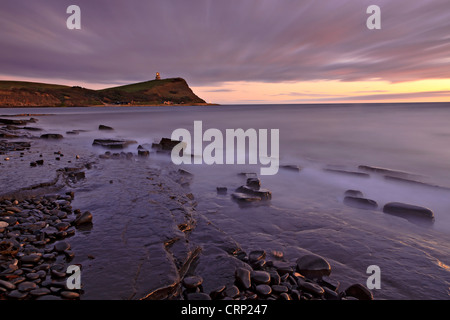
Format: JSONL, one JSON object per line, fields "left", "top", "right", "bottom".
{"left": 251, "top": 270, "right": 271, "bottom": 285}
{"left": 60, "top": 291, "right": 80, "bottom": 299}
{"left": 255, "top": 284, "right": 272, "bottom": 296}
{"left": 182, "top": 275, "right": 203, "bottom": 289}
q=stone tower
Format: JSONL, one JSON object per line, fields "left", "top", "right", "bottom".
{"left": 155, "top": 72, "right": 161, "bottom": 80}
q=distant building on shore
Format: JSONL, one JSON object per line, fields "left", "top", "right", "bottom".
{"left": 155, "top": 72, "right": 161, "bottom": 80}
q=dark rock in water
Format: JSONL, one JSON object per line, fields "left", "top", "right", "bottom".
{"left": 0, "top": 141, "right": 31, "bottom": 152}
{"left": 280, "top": 165, "right": 302, "bottom": 172}
{"left": 0, "top": 118, "right": 28, "bottom": 125}
{"left": 22, "top": 126, "right": 43, "bottom": 131}
{"left": 246, "top": 178, "right": 261, "bottom": 190}
{"left": 296, "top": 254, "right": 331, "bottom": 279}
{"left": 343, "top": 196, "right": 378, "bottom": 210}
{"left": 231, "top": 192, "right": 261, "bottom": 203}
{"left": 93, "top": 139, "right": 137, "bottom": 149}
{"left": 344, "top": 190, "right": 364, "bottom": 198}
{"left": 235, "top": 268, "right": 251, "bottom": 290}
{"left": 344, "top": 283, "right": 373, "bottom": 300}
{"left": 182, "top": 275, "right": 203, "bottom": 289}
{"left": 67, "top": 170, "right": 85, "bottom": 181}
{"left": 235, "top": 185, "right": 272, "bottom": 200}
{"left": 178, "top": 168, "right": 193, "bottom": 176}
{"left": 0, "top": 131, "right": 19, "bottom": 139}
{"left": 36, "top": 159, "right": 44, "bottom": 166}
{"left": 216, "top": 187, "right": 227, "bottom": 195}
{"left": 138, "top": 149, "right": 150, "bottom": 157}
{"left": 98, "top": 125, "right": 114, "bottom": 131}
{"left": 40, "top": 134, "right": 63, "bottom": 140}
{"left": 73, "top": 211, "right": 93, "bottom": 226}
{"left": 383, "top": 202, "right": 434, "bottom": 222}
{"left": 152, "top": 138, "right": 185, "bottom": 152}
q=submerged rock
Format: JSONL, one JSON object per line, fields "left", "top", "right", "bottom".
{"left": 383, "top": 202, "right": 434, "bottom": 222}
{"left": 138, "top": 149, "right": 150, "bottom": 157}
{"left": 343, "top": 196, "right": 378, "bottom": 210}
{"left": 231, "top": 192, "right": 261, "bottom": 202}
{"left": 235, "top": 185, "right": 272, "bottom": 200}
{"left": 152, "top": 138, "right": 185, "bottom": 152}
{"left": 344, "top": 190, "right": 364, "bottom": 198}
{"left": 92, "top": 139, "right": 137, "bottom": 149}
{"left": 296, "top": 254, "right": 331, "bottom": 279}
{"left": 216, "top": 187, "right": 227, "bottom": 195}
{"left": 0, "top": 118, "right": 28, "bottom": 125}
{"left": 280, "top": 165, "right": 302, "bottom": 172}
{"left": 73, "top": 211, "right": 93, "bottom": 226}
{"left": 98, "top": 125, "right": 114, "bottom": 131}
{"left": 40, "top": 134, "right": 63, "bottom": 140}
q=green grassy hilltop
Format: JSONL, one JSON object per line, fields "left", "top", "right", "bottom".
{"left": 0, "top": 78, "right": 207, "bottom": 107}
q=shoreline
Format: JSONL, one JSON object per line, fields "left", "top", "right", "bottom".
{"left": 3, "top": 108, "right": 450, "bottom": 300}
{"left": 0, "top": 116, "right": 375, "bottom": 300}
{"left": 0, "top": 102, "right": 220, "bottom": 109}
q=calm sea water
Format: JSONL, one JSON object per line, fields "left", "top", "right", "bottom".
{"left": 2, "top": 103, "right": 450, "bottom": 299}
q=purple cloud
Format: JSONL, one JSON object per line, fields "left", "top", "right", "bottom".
{"left": 1, "top": 0, "right": 449, "bottom": 87}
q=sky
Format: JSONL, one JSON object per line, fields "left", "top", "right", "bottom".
{"left": 0, "top": 0, "right": 449, "bottom": 104}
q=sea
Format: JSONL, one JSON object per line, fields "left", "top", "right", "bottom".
{"left": 1, "top": 102, "right": 450, "bottom": 300}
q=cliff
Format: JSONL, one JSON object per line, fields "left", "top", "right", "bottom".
{"left": 0, "top": 78, "right": 208, "bottom": 107}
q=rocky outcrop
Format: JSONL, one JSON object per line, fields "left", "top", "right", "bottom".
{"left": 0, "top": 78, "right": 208, "bottom": 107}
